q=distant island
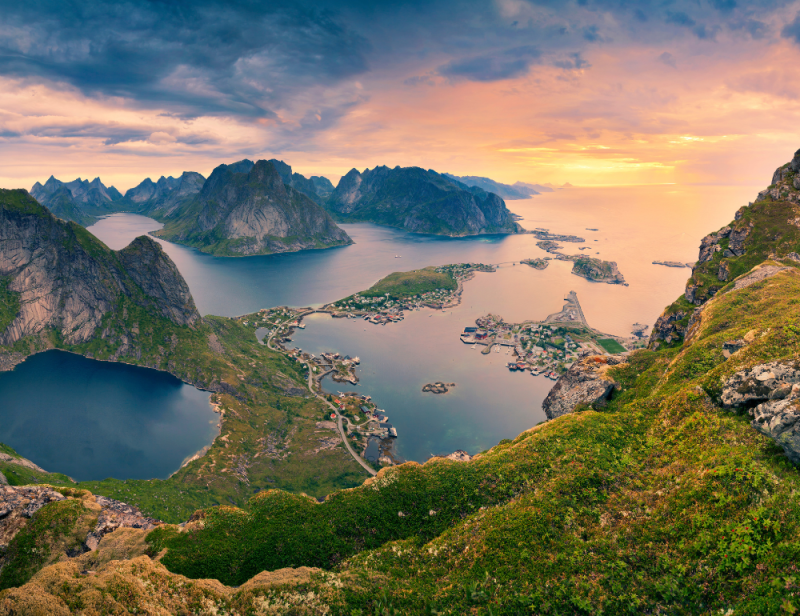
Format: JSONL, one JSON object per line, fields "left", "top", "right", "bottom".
{"left": 325, "top": 166, "right": 523, "bottom": 236}
{"left": 521, "top": 258, "right": 549, "bottom": 270}
{"left": 653, "top": 260, "right": 694, "bottom": 268}
{"left": 151, "top": 160, "right": 353, "bottom": 257}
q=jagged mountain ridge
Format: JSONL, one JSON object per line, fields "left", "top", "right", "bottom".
{"left": 29, "top": 176, "right": 125, "bottom": 226}
{"left": 152, "top": 159, "right": 352, "bottom": 256}
{"left": 326, "top": 165, "right": 523, "bottom": 236}
{"left": 0, "top": 189, "right": 199, "bottom": 348}
{"left": 124, "top": 171, "right": 206, "bottom": 217}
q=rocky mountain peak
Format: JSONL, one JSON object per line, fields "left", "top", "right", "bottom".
{"left": 0, "top": 189, "right": 200, "bottom": 346}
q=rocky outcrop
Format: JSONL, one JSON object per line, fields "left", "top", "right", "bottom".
{"left": 722, "top": 361, "right": 800, "bottom": 463}
{"left": 0, "top": 189, "right": 199, "bottom": 346}
{"left": 85, "top": 495, "right": 161, "bottom": 550}
{"left": 326, "top": 165, "right": 522, "bottom": 236}
{"left": 648, "top": 311, "right": 688, "bottom": 347}
{"left": 0, "top": 485, "right": 160, "bottom": 562}
{"left": 541, "top": 355, "right": 625, "bottom": 420}
{"left": 0, "top": 485, "right": 67, "bottom": 550}
{"left": 154, "top": 160, "right": 352, "bottom": 256}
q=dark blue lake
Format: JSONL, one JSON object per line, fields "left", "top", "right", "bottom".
{"left": 0, "top": 351, "right": 217, "bottom": 481}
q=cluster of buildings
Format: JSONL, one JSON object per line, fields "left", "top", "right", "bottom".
{"left": 461, "top": 315, "right": 609, "bottom": 377}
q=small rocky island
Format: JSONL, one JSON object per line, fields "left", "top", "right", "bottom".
{"left": 536, "top": 240, "right": 627, "bottom": 285}
{"left": 521, "top": 258, "right": 549, "bottom": 270}
{"left": 422, "top": 381, "right": 455, "bottom": 394}
{"left": 653, "top": 260, "right": 693, "bottom": 268}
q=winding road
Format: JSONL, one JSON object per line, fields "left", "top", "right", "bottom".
{"left": 266, "top": 313, "right": 377, "bottom": 477}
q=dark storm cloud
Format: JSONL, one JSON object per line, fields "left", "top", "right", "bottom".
{"left": 0, "top": 0, "right": 797, "bottom": 125}
{"left": 0, "top": 0, "right": 370, "bottom": 118}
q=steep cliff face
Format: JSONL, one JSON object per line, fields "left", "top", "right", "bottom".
{"left": 0, "top": 189, "right": 199, "bottom": 347}
{"left": 153, "top": 160, "right": 352, "bottom": 256}
{"left": 649, "top": 153, "right": 800, "bottom": 348}
{"left": 29, "top": 176, "right": 125, "bottom": 226}
{"left": 125, "top": 171, "right": 206, "bottom": 217}
{"left": 326, "top": 166, "right": 522, "bottom": 236}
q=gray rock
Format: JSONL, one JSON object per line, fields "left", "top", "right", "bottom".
{"left": 721, "top": 361, "right": 800, "bottom": 408}
{"left": 722, "top": 339, "right": 746, "bottom": 359}
{"left": 722, "top": 362, "right": 800, "bottom": 463}
{"left": 730, "top": 265, "right": 789, "bottom": 293}
{"left": 791, "top": 149, "right": 800, "bottom": 174}
{"left": 542, "top": 355, "right": 624, "bottom": 420}
{"left": 718, "top": 260, "right": 730, "bottom": 282}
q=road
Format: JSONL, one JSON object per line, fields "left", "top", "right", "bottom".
{"left": 266, "top": 312, "right": 377, "bottom": 477}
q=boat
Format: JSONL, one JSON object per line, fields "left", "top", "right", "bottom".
{"left": 395, "top": 255, "right": 401, "bottom": 258}
{"left": 298, "top": 323, "right": 306, "bottom": 329}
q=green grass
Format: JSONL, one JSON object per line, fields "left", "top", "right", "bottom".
{"left": 597, "top": 338, "right": 626, "bottom": 353}
{"left": 360, "top": 266, "right": 457, "bottom": 299}
{"left": 0, "top": 499, "right": 90, "bottom": 591}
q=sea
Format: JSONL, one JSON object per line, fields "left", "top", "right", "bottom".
{"left": 0, "top": 184, "right": 760, "bottom": 475}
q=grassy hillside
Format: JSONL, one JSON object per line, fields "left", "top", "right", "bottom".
{"left": 360, "top": 266, "right": 457, "bottom": 299}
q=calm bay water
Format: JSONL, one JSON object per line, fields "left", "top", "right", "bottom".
{"left": 0, "top": 351, "right": 217, "bottom": 481}
{"left": 4, "top": 183, "right": 755, "bottom": 474}
{"left": 82, "top": 184, "right": 758, "bottom": 463}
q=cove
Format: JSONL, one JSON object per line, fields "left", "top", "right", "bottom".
{"left": 0, "top": 351, "right": 217, "bottom": 481}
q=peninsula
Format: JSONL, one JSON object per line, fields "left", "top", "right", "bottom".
{"left": 459, "top": 291, "right": 636, "bottom": 379}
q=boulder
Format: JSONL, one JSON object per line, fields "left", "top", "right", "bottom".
{"left": 542, "top": 355, "right": 624, "bottom": 420}
{"left": 721, "top": 361, "right": 800, "bottom": 463}
{"left": 721, "top": 361, "right": 800, "bottom": 408}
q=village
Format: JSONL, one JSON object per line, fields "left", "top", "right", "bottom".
{"left": 460, "top": 292, "right": 645, "bottom": 378}
{"left": 242, "top": 306, "right": 402, "bottom": 466}
{"left": 322, "top": 262, "right": 495, "bottom": 324}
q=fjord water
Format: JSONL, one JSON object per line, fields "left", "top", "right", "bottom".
{"left": 83, "top": 184, "right": 759, "bottom": 462}
{"left": 0, "top": 351, "right": 217, "bottom": 481}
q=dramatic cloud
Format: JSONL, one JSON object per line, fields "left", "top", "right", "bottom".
{"left": 1, "top": 0, "right": 800, "bottom": 191}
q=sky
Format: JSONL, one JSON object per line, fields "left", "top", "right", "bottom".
{"left": 1, "top": 0, "right": 800, "bottom": 192}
